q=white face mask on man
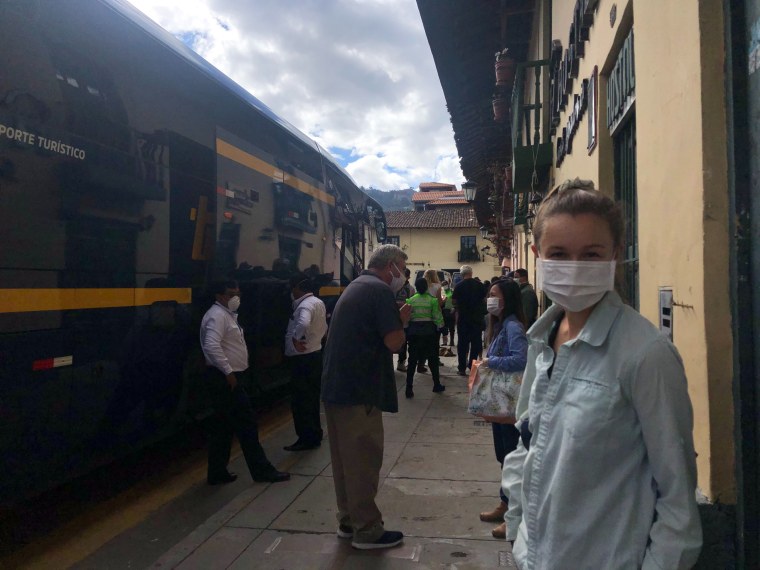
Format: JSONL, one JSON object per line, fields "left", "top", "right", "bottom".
{"left": 389, "top": 263, "right": 406, "bottom": 294}
{"left": 227, "top": 295, "right": 241, "bottom": 312}
{"left": 536, "top": 259, "right": 616, "bottom": 312}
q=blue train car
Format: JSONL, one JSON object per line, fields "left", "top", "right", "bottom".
{"left": 0, "top": 0, "right": 386, "bottom": 504}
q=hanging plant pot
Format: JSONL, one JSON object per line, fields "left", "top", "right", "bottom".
{"left": 495, "top": 55, "right": 516, "bottom": 86}
{"left": 493, "top": 97, "right": 508, "bottom": 122}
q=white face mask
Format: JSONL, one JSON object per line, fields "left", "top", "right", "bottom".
{"left": 486, "top": 297, "right": 503, "bottom": 315}
{"left": 389, "top": 263, "right": 406, "bottom": 294}
{"left": 537, "top": 259, "right": 616, "bottom": 313}
{"left": 227, "top": 295, "right": 241, "bottom": 312}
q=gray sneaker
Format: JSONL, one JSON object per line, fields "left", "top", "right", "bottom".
{"left": 352, "top": 530, "right": 404, "bottom": 550}
{"left": 337, "top": 524, "right": 353, "bottom": 538}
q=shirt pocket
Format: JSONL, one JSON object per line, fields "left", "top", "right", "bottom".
{"left": 559, "top": 375, "right": 614, "bottom": 442}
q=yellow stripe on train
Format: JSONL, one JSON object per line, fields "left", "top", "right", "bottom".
{"left": 0, "top": 288, "right": 192, "bottom": 314}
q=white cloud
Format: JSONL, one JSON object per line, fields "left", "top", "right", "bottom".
{"left": 127, "top": 0, "right": 463, "bottom": 190}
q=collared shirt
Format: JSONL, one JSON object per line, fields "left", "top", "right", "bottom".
{"left": 200, "top": 301, "right": 248, "bottom": 376}
{"left": 284, "top": 293, "right": 328, "bottom": 357}
{"left": 502, "top": 291, "right": 702, "bottom": 570}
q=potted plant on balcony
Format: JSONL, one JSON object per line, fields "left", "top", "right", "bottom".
{"left": 495, "top": 48, "right": 515, "bottom": 87}
{"left": 492, "top": 92, "right": 508, "bottom": 123}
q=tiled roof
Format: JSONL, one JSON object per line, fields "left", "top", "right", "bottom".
{"left": 385, "top": 208, "right": 478, "bottom": 229}
{"left": 412, "top": 190, "right": 466, "bottom": 202}
{"left": 419, "top": 182, "right": 457, "bottom": 191}
{"left": 429, "top": 197, "right": 469, "bottom": 205}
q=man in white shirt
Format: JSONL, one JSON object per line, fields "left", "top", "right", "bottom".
{"left": 200, "top": 280, "right": 289, "bottom": 484}
{"left": 283, "top": 273, "right": 328, "bottom": 451}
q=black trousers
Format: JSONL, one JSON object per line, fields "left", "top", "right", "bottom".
{"left": 406, "top": 333, "right": 440, "bottom": 386}
{"left": 492, "top": 422, "right": 520, "bottom": 503}
{"left": 457, "top": 320, "right": 483, "bottom": 373}
{"left": 205, "top": 367, "right": 272, "bottom": 479}
{"left": 288, "top": 351, "right": 324, "bottom": 445}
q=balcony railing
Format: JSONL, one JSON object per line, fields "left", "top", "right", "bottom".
{"left": 457, "top": 248, "right": 482, "bottom": 263}
{"left": 511, "top": 59, "right": 553, "bottom": 193}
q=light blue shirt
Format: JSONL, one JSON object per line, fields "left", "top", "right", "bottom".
{"left": 502, "top": 291, "right": 702, "bottom": 570}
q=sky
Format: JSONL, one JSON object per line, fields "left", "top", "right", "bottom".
{"left": 127, "top": 0, "right": 465, "bottom": 192}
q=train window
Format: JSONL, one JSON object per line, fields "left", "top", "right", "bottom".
{"left": 273, "top": 182, "right": 318, "bottom": 234}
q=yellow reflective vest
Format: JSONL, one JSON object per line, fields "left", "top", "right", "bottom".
{"left": 405, "top": 292, "right": 444, "bottom": 329}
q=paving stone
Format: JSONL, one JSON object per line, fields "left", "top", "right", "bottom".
{"left": 377, "top": 478, "right": 501, "bottom": 540}
{"left": 388, "top": 442, "right": 497, "bottom": 481}
{"left": 410, "top": 417, "right": 494, "bottom": 445}
{"left": 424, "top": 389, "right": 475, "bottom": 419}
{"left": 148, "top": 485, "right": 267, "bottom": 569}
{"left": 175, "top": 527, "right": 260, "bottom": 570}
{"left": 226, "top": 474, "right": 313, "bottom": 529}
{"left": 269, "top": 476, "right": 339, "bottom": 533}
{"left": 288, "top": 442, "right": 332, "bottom": 476}
{"left": 341, "top": 537, "right": 515, "bottom": 569}
{"left": 227, "top": 530, "right": 338, "bottom": 569}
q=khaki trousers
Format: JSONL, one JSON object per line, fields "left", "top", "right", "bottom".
{"left": 324, "top": 403, "right": 385, "bottom": 543}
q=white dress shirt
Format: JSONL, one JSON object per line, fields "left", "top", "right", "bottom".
{"left": 200, "top": 301, "right": 248, "bottom": 375}
{"left": 284, "top": 293, "right": 328, "bottom": 357}
{"left": 502, "top": 291, "right": 702, "bottom": 570}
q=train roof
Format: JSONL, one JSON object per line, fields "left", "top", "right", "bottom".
{"left": 105, "top": 0, "right": 363, "bottom": 192}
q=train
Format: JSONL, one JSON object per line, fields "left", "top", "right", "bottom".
{"left": 0, "top": 0, "right": 387, "bottom": 504}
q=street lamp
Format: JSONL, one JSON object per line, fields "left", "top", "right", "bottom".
{"left": 479, "top": 225, "right": 489, "bottom": 239}
{"left": 462, "top": 180, "right": 477, "bottom": 202}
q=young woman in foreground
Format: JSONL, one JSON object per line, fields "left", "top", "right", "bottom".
{"left": 501, "top": 179, "right": 702, "bottom": 569}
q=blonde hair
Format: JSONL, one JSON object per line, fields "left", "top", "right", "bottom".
{"left": 533, "top": 178, "right": 625, "bottom": 252}
{"left": 423, "top": 269, "right": 440, "bottom": 285}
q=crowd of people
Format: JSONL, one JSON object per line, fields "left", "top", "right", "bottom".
{"left": 197, "top": 177, "right": 703, "bottom": 566}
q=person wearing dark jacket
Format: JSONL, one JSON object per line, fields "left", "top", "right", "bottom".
{"left": 513, "top": 268, "right": 539, "bottom": 327}
{"left": 452, "top": 265, "right": 486, "bottom": 375}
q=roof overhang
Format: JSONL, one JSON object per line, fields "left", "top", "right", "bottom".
{"left": 417, "top": 0, "right": 535, "bottom": 227}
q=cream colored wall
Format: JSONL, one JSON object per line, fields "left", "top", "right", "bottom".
{"left": 528, "top": 0, "right": 734, "bottom": 501}
{"left": 635, "top": 0, "right": 734, "bottom": 502}
{"left": 387, "top": 227, "right": 501, "bottom": 282}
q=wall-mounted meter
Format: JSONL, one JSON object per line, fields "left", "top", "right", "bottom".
{"left": 659, "top": 288, "right": 673, "bottom": 341}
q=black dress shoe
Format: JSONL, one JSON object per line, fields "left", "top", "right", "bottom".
{"left": 207, "top": 471, "right": 238, "bottom": 485}
{"left": 252, "top": 469, "right": 291, "bottom": 483}
{"left": 283, "top": 441, "right": 321, "bottom": 451}
{"left": 432, "top": 384, "right": 446, "bottom": 393}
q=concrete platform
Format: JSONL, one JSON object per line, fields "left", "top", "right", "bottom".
{"left": 76, "top": 353, "right": 517, "bottom": 569}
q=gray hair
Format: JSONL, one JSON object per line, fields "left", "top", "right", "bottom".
{"left": 368, "top": 244, "right": 408, "bottom": 269}
{"left": 460, "top": 265, "right": 473, "bottom": 276}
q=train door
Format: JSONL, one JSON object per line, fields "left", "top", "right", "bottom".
{"left": 167, "top": 132, "right": 216, "bottom": 288}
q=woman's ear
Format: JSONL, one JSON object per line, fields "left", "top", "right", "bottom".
{"left": 530, "top": 244, "right": 539, "bottom": 257}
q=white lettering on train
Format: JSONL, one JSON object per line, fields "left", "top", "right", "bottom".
{"left": 0, "top": 123, "right": 86, "bottom": 160}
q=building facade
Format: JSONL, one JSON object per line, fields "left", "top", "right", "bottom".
{"left": 420, "top": 0, "right": 760, "bottom": 565}
{"left": 385, "top": 208, "right": 500, "bottom": 282}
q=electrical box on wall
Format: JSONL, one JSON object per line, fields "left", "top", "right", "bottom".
{"left": 659, "top": 288, "right": 673, "bottom": 341}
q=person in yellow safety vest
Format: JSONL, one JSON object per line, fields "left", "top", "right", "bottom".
{"left": 404, "top": 278, "right": 445, "bottom": 398}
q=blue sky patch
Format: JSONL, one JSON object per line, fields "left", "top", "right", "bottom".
{"left": 328, "top": 146, "right": 355, "bottom": 167}
{"left": 178, "top": 30, "right": 206, "bottom": 49}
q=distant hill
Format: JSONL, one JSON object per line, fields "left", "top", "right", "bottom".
{"left": 362, "top": 187, "right": 415, "bottom": 212}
